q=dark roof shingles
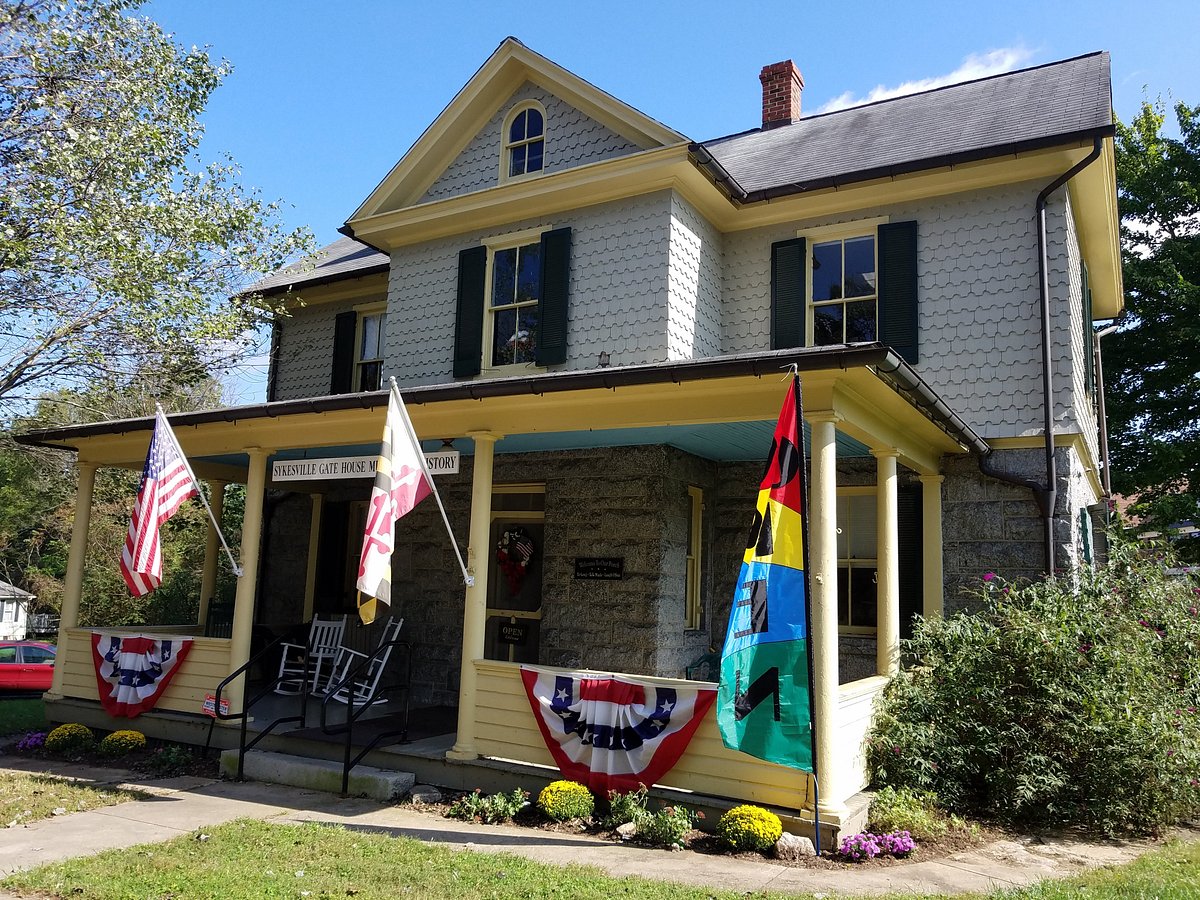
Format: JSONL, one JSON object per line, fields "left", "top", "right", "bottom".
{"left": 701, "top": 52, "right": 1112, "bottom": 197}
{"left": 250, "top": 236, "right": 389, "bottom": 294}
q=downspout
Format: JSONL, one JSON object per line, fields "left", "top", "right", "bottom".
{"left": 979, "top": 135, "right": 1104, "bottom": 576}
{"left": 1094, "top": 323, "right": 1120, "bottom": 498}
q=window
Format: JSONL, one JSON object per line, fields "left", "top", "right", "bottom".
{"left": 484, "top": 232, "right": 543, "bottom": 368}
{"left": 504, "top": 103, "right": 544, "bottom": 179}
{"left": 811, "top": 234, "right": 877, "bottom": 345}
{"left": 22, "top": 645, "right": 54, "bottom": 664}
{"left": 0, "top": 601, "right": 14, "bottom": 623}
{"left": 686, "top": 486, "right": 704, "bottom": 629}
{"left": 356, "top": 308, "right": 386, "bottom": 391}
{"left": 836, "top": 489, "right": 877, "bottom": 632}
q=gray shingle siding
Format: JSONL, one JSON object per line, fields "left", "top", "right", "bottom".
{"left": 720, "top": 182, "right": 1095, "bottom": 443}
{"left": 386, "top": 192, "right": 675, "bottom": 385}
{"left": 273, "top": 296, "right": 382, "bottom": 401}
{"left": 419, "top": 82, "right": 643, "bottom": 205}
{"left": 667, "top": 193, "right": 723, "bottom": 360}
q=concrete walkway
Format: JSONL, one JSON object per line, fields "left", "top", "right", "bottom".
{"left": 0, "top": 757, "right": 1165, "bottom": 898}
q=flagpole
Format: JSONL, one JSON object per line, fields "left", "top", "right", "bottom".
{"left": 388, "top": 379, "right": 475, "bottom": 587}
{"left": 155, "top": 405, "right": 243, "bottom": 578}
{"left": 791, "top": 370, "right": 822, "bottom": 856}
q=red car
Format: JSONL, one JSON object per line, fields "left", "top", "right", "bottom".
{"left": 0, "top": 641, "right": 56, "bottom": 692}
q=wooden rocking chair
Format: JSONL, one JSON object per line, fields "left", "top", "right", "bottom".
{"left": 274, "top": 614, "right": 347, "bottom": 694}
{"left": 325, "top": 617, "right": 404, "bottom": 706}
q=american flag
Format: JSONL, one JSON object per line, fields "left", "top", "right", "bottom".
{"left": 119, "top": 411, "right": 199, "bottom": 597}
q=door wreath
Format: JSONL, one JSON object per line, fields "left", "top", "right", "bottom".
{"left": 497, "top": 526, "right": 535, "bottom": 594}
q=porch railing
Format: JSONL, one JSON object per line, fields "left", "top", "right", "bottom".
{"left": 319, "top": 636, "right": 412, "bottom": 795}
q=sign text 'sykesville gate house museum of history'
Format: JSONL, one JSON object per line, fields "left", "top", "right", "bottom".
{"left": 17, "top": 40, "right": 1121, "bottom": 840}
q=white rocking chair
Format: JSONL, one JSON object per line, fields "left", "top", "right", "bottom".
{"left": 274, "top": 614, "right": 347, "bottom": 695}
{"left": 326, "top": 617, "right": 404, "bottom": 706}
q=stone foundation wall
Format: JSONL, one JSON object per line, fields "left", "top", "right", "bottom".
{"left": 942, "top": 444, "right": 1100, "bottom": 614}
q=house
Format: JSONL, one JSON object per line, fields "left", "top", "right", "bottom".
{"left": 16, "top": 39, "right": 1121, "bottom": 839}
{"left": 0, "top": 579, "right": 35, "bottom": 640}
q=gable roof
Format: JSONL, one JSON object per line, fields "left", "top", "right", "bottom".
{"left": 348, "top": 37, "right": 686, "bottom": 221}
{"left": 249, "top": 236, "right": 389, "bottom": 296}
{"left": 0, "top": 579, "right": 34, "bottom": 601}
{"left": 696, "top": 52, "right": 1114, "bottom": 201}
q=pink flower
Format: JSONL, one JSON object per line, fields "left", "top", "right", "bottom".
{"left": 983, "top": 572, "right": 996, "bottom": 582}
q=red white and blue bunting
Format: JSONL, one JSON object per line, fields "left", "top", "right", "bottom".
{"left": 91, "top": 632, "right": 193, "bottom": 718}
{"left": 520, "top": 665, "right": 716, "bottom": 793}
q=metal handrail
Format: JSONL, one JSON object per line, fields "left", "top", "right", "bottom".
{"left": 320, "top": 637, "right": 412, "bottom": 795}
{"left": 204, "top": 624, "right": 317, "bottom": 779}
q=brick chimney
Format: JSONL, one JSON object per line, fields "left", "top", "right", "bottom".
{"left": 760, "top": 60, "right": 804, "bottom": 129}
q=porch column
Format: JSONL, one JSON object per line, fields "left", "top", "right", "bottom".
{"left": 51, "top": 461, "right": 98, "bottom": 697}
{"left": 807, "top": 413, "right": 841, "bottom": 817}
{"left": 919, "top": 474, "right": 945, "bottom": 619}
{"left": 448, "top": 431, "right": 500, "bottom": 761}
{"left": 229, "top": 448, "right": 270, "bottom": 713}
{"left": 197, "top": 480, "right": 227, "bottom": 631}
{"left": 302, "top": 494, "right": 324, "bottom": 622}
{"left": 872, "top": 450, "right": 900, "bottom": 677}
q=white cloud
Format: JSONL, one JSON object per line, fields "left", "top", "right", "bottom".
{"left": 813, "top": 47, "right": 1035, "bottom": 114}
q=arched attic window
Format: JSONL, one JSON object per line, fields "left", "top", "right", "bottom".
{"left": 503, "top": 102, "right": 545, "bottom": 179}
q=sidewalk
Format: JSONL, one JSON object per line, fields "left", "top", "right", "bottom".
{"left": 0, "top": 757, "right": 1160, "bottom": 897}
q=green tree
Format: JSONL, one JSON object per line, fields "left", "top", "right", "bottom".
{"left": 1108, "top": 99, "right": 1200, "bottom": 558}
{"left": 0, "top": 0, "right": 311, "bottom": 412}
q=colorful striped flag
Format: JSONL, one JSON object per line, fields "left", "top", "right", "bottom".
{"left": 717, "top": 376, "right": 816, "bottom": 771}
{"left": 356, "top": 384, "right": 432, "bottom": 624}
{"left": 119, "top": 411, "right": 200, "bottom": 597}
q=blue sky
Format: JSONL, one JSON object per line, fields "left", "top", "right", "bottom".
{"left": 142, "top": 0, "right": 1200, "bottom": 399}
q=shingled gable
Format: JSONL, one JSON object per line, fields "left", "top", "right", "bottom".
{"left": 347, "top": 37, "right": 685, "bottom": 221}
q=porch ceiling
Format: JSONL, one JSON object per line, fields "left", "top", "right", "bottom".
{"left": 15, "top": 345, "right": 986, "bottom": 477}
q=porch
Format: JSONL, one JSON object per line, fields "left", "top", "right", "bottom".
{"left": 19, "top": 344, "right": 987, "bottom": 840}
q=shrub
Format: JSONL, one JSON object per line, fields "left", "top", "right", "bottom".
{"left": 144, "top": 745, "right": 194, "bottom": 776}
{"left": 636, "top": 805, "right": 698, "bottom": 848}
{"left": 44, "top": 723, "right": 94, "bottom": 755}
{"left": 98, "top": 730, "right": 147, "bottom": 758}
{"left": 716, "top": 804, "right": 783, "bottom": 852}
{"left": 15, "top": 731, "right": 46, "bottom": 753}
{"left": 599, "top": 785, "right": 649, "bottom": 829}
{"left": 537, "top": 780, "right": 594, "bottom": 822}
{"left": 447, "top": 788, "right": 528, "bottom": 824}
{"left": 868, "top": 538, "right": 1200, "bottom": 835}
{"left": 868, "top": 786, "right": 975, "bottom": 841}
{"left": 835, "top": 830, "right": 915, "bottom": 862}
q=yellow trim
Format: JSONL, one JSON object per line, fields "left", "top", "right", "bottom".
{"left": 352, "top": 300, "right": 387, "bottom": 313}
{"left": 350, "top": 38, "right": 684, "bottom": 219}
{"left": 492, "top": 483, "right": 546, "bottom": 495}
{"left": 1068, "top": 137, "right": 1123, "bottom": 319}
{"left": 685, "top": 485, "right": 703, "bottom": 630}
{"left": 797, "top": 216, "right": 890, "bottom": 242}
{"left": 480, "top": 231, "right": 547, "bottom": 373}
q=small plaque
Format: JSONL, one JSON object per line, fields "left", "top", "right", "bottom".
{"left": 499, "top": 621, "right": 528, "bottom": 644}
{"left": 574, "top": 557, "right": 624, "bottom": 580}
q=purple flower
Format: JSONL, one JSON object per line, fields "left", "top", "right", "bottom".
{"left": 15, "top": 731, "right": 46, "bottom": 753}
{"left": 879, "top": 830, "right": 916, "bottom": 857}
{"left": 983, "top": 572, "right": 996, "bottom": 582}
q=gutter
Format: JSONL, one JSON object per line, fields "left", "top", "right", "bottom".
{"left": 689, "top": 126, "right": 1114, "bottom": 207}
{"left": 14, "top": 344, "right": 987, "bottom": 457}
{"left": 978, "top": 135, "right": 1105, "bottom": 576}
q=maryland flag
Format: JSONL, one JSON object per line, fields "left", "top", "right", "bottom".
{"left": 717, "top": 377, "right": 816, "bottom": 771}
{"left": 356, "top": 385, "right": 432, "bottom": 624}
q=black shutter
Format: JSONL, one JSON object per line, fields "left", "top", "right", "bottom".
{"left": 266, "top": 318, "right": 281, "bottom": 402}
{"left": 330, "top": 311, "right": 356, "bottom": 394}
{"left": 877, "top": 220, "right": 919, "bottom": 363}
{"left": 770, "top": 237, "right": 806, "bottom": 349}
{"left": 897, "top": 483, "right": 924, "bottom": 640}
{"left": 453, "top": 246, "right": 487, "bottom": 377}
{"left": 536, "top": 227, "right": 571, "bottom": 366}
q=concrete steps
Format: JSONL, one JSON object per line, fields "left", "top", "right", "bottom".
{"left": 220, "top": 749, "right": 415, "bottom": 801}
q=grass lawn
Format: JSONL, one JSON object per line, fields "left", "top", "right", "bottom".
{"left": 0, "top": 696, "right": 48, "bottom": 735}
{"left": 1, "top": 771, "right": 145, "bottom": 828}
{"left": 4, "top": 818, "right": 1200, "bottom": 900}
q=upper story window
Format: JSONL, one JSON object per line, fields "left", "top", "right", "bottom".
{"left": 356, "top": 306, "right": 386, "bottom": 391}
{"left": 487, "top": 237, "right": 541, "bottom": 367}
{"left": 504, "top": 103, "right": 545, "bottom": 179}
{"left": 811, "top": 234, "right": 877, "bottom": 345}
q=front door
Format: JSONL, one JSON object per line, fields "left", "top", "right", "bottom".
{"left": 484, "top": 486, "right": 544, "bottom": 663}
